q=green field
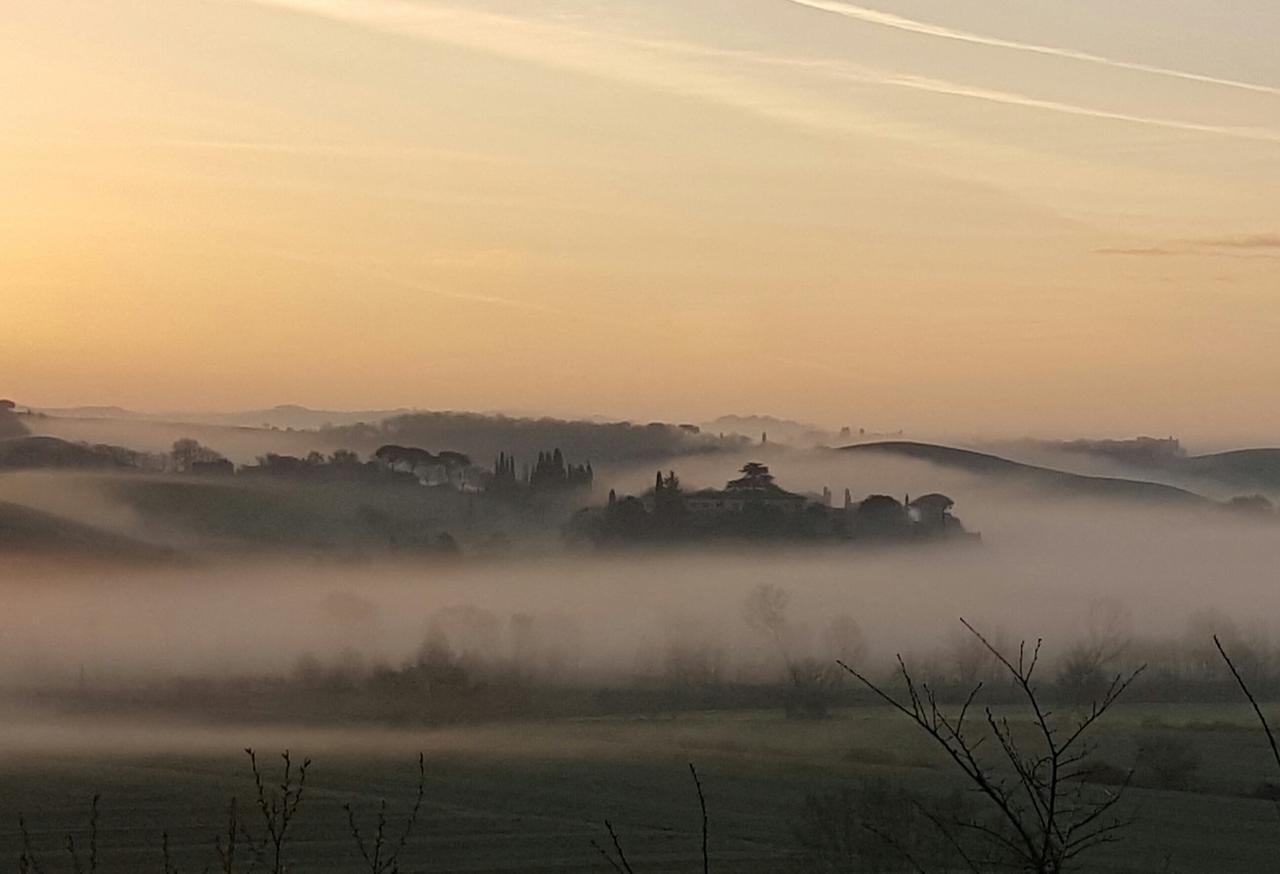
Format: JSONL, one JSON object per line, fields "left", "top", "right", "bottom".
{"left": 3, "top": 703, "right": 1280, "bottom": 872}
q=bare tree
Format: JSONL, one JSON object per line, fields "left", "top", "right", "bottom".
{"left": 592, "top": 763, "right": 710, "bottom": 873}
{"left": 17, "top": 812, "right": 44, "bottom": 874}
{"left": 213, "top": 798, "right": 240, "bottom": 874}
{"left": 343, "top": 754, "right": 428, "bottom": 874}
{"left": 161, "top": 831, "right": 180, "bottom": 874}
{"left": 16, "top": 796, "right": 99, "bottom": 874}
{"left": 241, "top": 749, "right": 310, "bottom": 874}
{"left": 841, "top": 619, "right": 1144, "bottom": 873}
{"left": 64, "top": 795, "right": 100, "bottom": 874}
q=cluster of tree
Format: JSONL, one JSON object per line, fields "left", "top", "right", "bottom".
{"left": 1056, "top": 435, "right": 1187, "bottom": 466}
{"left": 238, "top": 448, "right": 425, "bottom": 485}
{"left": 321, "top": 410, "right": 748, "bottom": 466}
{"left": 571, "top": 463, "right": 972, "bottom": 546}
{"left": 170, "top": 437, "right": 231, "bottom": 474}
{"left": 491, "top": 451, "right": 519, "bottom": 491}
{"left": 1225, "top": 493, "right": 1278, "bottom": 516}
{"left": 529, "top": 448, "right": 593, "bottom": 489}
{"left": 706, "top": 414, "right": 860, "bottom": 448}
{"left": 372, "top": 444, "right": 478, "bottom": 488}
{"left": 163, "top": 439, "right": 440, "bottom": 487}
{"left": 487, "top": 448, "right": 593, "bottom": 495}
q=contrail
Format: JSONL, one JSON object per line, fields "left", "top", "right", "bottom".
{"left": 237, "top": 0, "right": 1280, "bottom": 146}
{"left": 877, "top": 74, "right": 1280, "bottom": 144}
{"left": 783, "top": 0, "right": 1280, "bottom": 97}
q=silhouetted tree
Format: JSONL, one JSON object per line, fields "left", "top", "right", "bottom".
{"left": 171, "top": 438, "right": 226, "bottom": 472}
{"left": 843, "top": 620, "right": 1144, "bottom": 872}
{"left": 730, "top": 462, "right": 774, "bottom": 489}
{"left": 854, "top": 495, "right": 909, "bottom": 537}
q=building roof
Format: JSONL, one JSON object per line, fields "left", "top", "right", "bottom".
{"left": 687, "top": 484, "right": 805, "bottom": 501}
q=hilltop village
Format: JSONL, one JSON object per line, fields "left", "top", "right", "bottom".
{"left": 569, "top": 462, "right": 974, "bottom": 545}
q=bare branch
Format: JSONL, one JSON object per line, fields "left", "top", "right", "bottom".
{"left": 1216, "top": 634, "right": 1280, "bottom": 776}
{"left": 688, "top": 763, "right": 708, "bottom": 874}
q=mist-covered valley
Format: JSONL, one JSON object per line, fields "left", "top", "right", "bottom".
{"left": 3, "top": 405, "right": 1279, "bottom": 710}
{"left": 6, "top": 404, "right": 1280, "bottom": 872}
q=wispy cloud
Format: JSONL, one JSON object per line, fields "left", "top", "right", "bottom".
{"left": 1193, "top": 234, "right": 1280, "bottom": 250}
{"left": 783, "top": 0, "right": 1280, "bottom": 97}
{"left": 232, "top": 0, "right": 918, "bottom": 143}
{"left": 261, "top": 249, "right": 586, "bottom": 320}
{"left": 1097, "top": 235, "right": 1280, "bottom": 257}
{"left": 237, "top": 0, "right": 1280, "bottom": 149}
{"left": 864, "top": 74, "right": 1280, "bottom": 145}
{"left": 1096, "top": 246, "right": 1181, "bottom": 257}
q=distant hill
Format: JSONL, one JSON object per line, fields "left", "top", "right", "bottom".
{"left": 32, "top": 404, "right": 413, "bottom": 430}
{"left": 839, "top": 441, "right": 1210, "bottom": 504}
{"left": 0, "top": 500, "right": 169, "bottom": 560}
{"left": 199, "top": 405, "right": 417, "bottom": 430}
{"left": 0, "top": 436, "right": 155, "bottom": 470}
{"left": 991, "top": 437, "right": 1280, "bottom": 495}
{"left": 321, "top": 411, "right": 748, "bottom": 465}
{"left": 32, "top": 405, "right": 143, "bottom": 419}
{"left": 0, "top": 407, "right": 28, "bottom": 440}
{"left": 704, "top": 414, "right": 845, "bottom": 446}
{"left": 1181, "top": 449, "right": 1280, "bottom": 491}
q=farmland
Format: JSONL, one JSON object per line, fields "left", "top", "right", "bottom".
{"left": 3, "top": 704, "right": 1280, "bottom": 872}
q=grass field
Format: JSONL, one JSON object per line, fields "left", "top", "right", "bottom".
{"left": 3, "top": 703, "right": 1280, "bottom": 872}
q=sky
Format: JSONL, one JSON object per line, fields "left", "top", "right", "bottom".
{"left": 3, "top": 0, "right": 1279, "bottom": 440}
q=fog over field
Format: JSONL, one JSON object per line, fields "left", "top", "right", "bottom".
{"left": 0, "top": 449, "right": 1273, "bottom": 693}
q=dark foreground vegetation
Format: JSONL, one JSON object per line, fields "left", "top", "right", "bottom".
{"left": 9, "top": 623, "right": 1280, "bottom": 872}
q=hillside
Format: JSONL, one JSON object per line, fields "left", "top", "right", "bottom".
{"left": 1181, "top": 449, "right": 1280, "bottom": 492}
{"left": 0, "top": 407, "right": 27, "bottom": 440}
{"left": 839, "top": 441, "right": 1211, "bottom": 504}
{"left": 0, "top": 500, "right": 169, "bottom": 560}
{"left": 982, "top": 436, "right": 1280, "bottom": 496}
{"left": 0, "top": 435, "right": 152, "bottom": 469}
{"left": 100, "top": 474, "right": 552, "bottom": 554}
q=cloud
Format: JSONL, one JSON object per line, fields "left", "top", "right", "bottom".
{"left": 1193, "top": 234, "right": 1280, "bottom": 250}
{"left": 631, "top": 37, "right": 1280, "bottom": 145}
{"left": 1096, "top": 235, "right": 1280, "bottom": 257}
{"left": 1095, "top": 247, "right": 1181, "bottom": 257}
{"left": 235, "top": 0, "right": 1280, "bottom": 148}
{"left": 857, "top": 74, "right": 1280, "bottom": 145}
{"left": 260, "top": 249, "right": 593, "bottom": 321}
{"left": 782, "top": 0, "right": 1280, "bottom": 98}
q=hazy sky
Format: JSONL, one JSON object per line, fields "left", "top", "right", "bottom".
{"left": 3, "top": 1, "right": 1279, "bottom": 438}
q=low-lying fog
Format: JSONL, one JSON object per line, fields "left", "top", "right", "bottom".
{"left": 1, "top": 440, "right": 1277, "bottom": 704}
{"left": 0, "top": 501, "right": 1275, "bottom": 690}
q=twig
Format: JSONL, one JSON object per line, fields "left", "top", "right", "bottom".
{"left": 604, "top": 820, "right": 635, "bottom": 874}
{"left": 1215, "top": 634, "right": 1280, "bottom": 775}
{"left": 689, "top": 763, "right": 708, "bottom": 874}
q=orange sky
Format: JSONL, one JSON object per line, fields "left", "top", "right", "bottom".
{"left": 3, "top": 0, "right": 1279, "bottom": 439}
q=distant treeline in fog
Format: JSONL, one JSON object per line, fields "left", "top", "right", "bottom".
{"left": 319, "top": 411, "right": 747, "bottom": 463}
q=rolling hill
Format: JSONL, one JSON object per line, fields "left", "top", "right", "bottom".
{"left": 0, "top": 500, "right": 170, "bottom": 561}
{"left": 1180, "top": 449, "right": 1280, "bottom": 492}
{"left": 839, "top": 441, "right": 1212, "bottom": 504}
